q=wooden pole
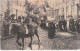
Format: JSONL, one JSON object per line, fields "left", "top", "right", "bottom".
{"left": 7, "top": 0, "right": 9, "bottom": 10}
{"left": 16, "top": 9, "right": 18, "bottom": 20}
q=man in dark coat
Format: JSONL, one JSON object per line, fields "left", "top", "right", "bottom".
{"left": 2, "top": 21, "right": 9, "bottom": 37}
{"left": 59, "top": 21, "right": 63, "bottom": 31}
{"left": 75, "top": 18, "right": 80, "bottom": 33}
{"left": 18, "top": 16, "right": 21, "bottom": 23}
{"left": 63, "top": 20, "right": 67, "bottom": 31}
{"left": 48, "top": 22, "right": 55, "bottom": 39}
{"left": 69, "top": 18, "right": 75, "bottom": 31}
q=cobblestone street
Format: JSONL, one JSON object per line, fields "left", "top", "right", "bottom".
{"left": 1, "top": 27, "right": 80, "bottom": 50}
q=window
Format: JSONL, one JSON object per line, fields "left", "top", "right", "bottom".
{"left": 17, "top": 0, "right": 18, "bottom": 5}
{"left": 62, "top": 8, "right": 64, "bottom": 15}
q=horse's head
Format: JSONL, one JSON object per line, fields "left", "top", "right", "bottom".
{"left": 11, "top": 24, "right": 20, "bottom": 34}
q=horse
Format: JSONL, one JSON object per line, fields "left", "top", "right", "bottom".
{"left": 11, "top": 23, "right": 40, "bottom": 50}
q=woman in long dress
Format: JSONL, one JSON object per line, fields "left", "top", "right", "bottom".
{"left": 48, "top": 22, "right": 55, "bottom": 39}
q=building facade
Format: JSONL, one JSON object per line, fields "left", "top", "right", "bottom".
{"left": 54, "top": 0, "right": 80, "bottom": 29}
{"left": 12, "top": 0, "right": 26, "bottom": 19}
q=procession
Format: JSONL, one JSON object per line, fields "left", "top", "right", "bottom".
{"left": 0, "top": 0, "right": 80, "bottom": 50}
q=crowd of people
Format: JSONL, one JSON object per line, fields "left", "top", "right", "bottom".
{"left": 2, "top": 13, "right": 80, "bottom": 39}
{"left": 69, "top": 18, "right": 80, "bottom": 33}
{"left": 1, "top": 8, "right": 80, "bottom": 40}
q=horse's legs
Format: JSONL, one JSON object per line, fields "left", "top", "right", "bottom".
{"left": 16, "top": 36, "right": 22, "bottom": 46}
{"left": 22, "top": 37, "right": 24, "bottom": 50}
{"left": 28, "top": 36, "right": 33, "bottom": 50}
{"left": 35, "top": 33, "right": 40, "bottom": 49}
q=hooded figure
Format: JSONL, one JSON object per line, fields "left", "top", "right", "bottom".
{"left": 48, "top": 22, "right": 55, "bottom": 39}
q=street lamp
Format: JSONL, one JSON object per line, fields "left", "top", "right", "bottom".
{"left": 7, "top": 0, "right": 9, "bottom": 10}
{"left": 16, "top": 9, "right": 18, "bottom": 20}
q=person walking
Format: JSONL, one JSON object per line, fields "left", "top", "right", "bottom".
{"left": 48, "top": 22, "right": 55, "bottom": 39}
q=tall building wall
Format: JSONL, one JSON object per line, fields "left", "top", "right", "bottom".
{"left": 54, "top": 0, "right": 80, "bottom": 20}
{"left": 0, "top": 0, "right": 8, "bottom": 21}
{"left": 12, "top": 0, "right": 26, "bottom": 19}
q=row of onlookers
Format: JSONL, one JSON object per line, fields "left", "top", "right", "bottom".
{"left": 69, "top": 18, "right": 80, "bottom": 33}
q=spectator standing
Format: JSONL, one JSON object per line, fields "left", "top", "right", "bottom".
{"left": 48, "top": 22, "right": 55, "bottom": 39}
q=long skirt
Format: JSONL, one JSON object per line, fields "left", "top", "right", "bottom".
{"left": 48, "top": 29, "right": 55, "bottom": 39}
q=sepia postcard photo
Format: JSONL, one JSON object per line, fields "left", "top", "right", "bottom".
{"left": 0, "top": 0, "right": 80, "bottom": 50}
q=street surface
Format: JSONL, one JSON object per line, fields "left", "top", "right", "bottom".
{"left": 1, "top": 27, "right": 80, "bottom": 50}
